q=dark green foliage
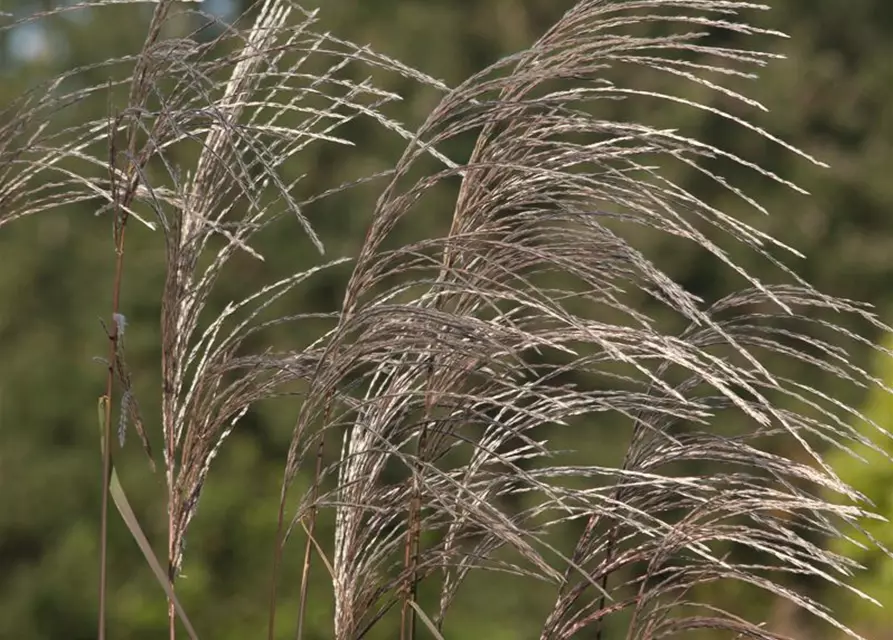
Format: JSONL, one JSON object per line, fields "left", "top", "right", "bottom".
{"left": 1, "top": 1, "right": 892, "bottom": 639}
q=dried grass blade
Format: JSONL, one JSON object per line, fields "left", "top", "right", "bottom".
{"left": 97, "top": 396, "right": 200, "bottom": 640}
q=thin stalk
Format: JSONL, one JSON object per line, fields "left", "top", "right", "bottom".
{"left": 401, "top": 368, "right": 436, "bottom": 640}
{"left": 100, "top": 1, "right": 174, "bottom": 634}
{"left": 168, "top": 520, "right": 177, "bottom": 640}
{"left": 400, "top": 482, "right": 423, "bottom": 640}
{"left": 98, "top": 114, "right": 129, "bottom": 640}
{"left": 269, "top": 391, "right": 334, "bottom": 640}
{"left": 543, "top": 415, "right": 648, "bottom": 640}
{"left": 295, "top": 435, "right": 326, "bottom": 639}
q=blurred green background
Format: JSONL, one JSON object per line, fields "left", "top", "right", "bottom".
{"left": 1, "top": 1, "right": 893, "bottom": 638}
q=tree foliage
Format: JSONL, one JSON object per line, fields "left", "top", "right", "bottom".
{"left": 1, "top": 1, "right": 892, "bottom": 639}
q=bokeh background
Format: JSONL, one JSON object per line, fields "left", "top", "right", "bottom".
{"left": 1, "top": 1, "right": 893, "bottom": 638}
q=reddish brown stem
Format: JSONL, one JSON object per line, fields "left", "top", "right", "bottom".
{"left": 400, "top": 489, "right": 422, "bottom": 640}
{"left": 295, "top": 436, "right": 325, "bottom": 639}
{"left": 401, "top": 401, "right": 433, "bottom": 640}
{"left": 98, "top": 187, "right": 129, "bottom": 640}
{"left": 268, "top": 391, "right": 333, "bottom": 640}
